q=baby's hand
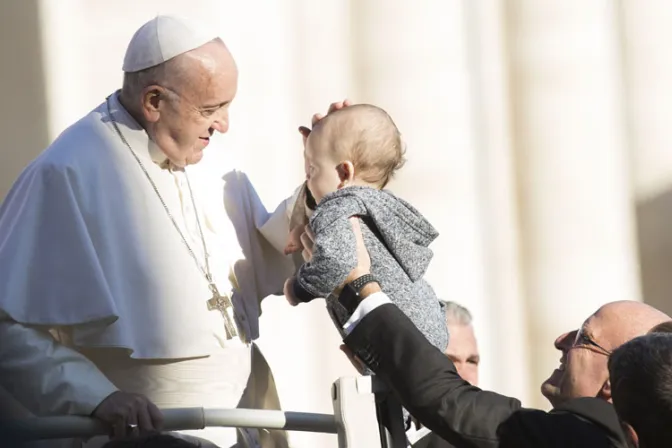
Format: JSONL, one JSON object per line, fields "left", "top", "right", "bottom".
{"left": 283, "top": 277, "right": 300, "bottom": 306}
{"left": 284, "top": 225, "right": 305, "bottom": 255}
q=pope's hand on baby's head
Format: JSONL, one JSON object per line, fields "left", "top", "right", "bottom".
{"left": 298, "top": 99, "right": 351, "bottom": 145}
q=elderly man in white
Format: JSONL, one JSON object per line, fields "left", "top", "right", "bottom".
{"left": 0, "top": 15, "right": 328, "bottom": 448}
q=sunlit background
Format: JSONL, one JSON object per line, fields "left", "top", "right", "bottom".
{"left": 2, "top": 0, "right": 672, "bottom": 446}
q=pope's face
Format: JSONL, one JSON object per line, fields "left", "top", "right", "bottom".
{"left": 152, "top": 41, "right": 238, "bottom": 167}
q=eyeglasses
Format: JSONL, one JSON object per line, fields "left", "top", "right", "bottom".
{"left": 159, "top": 85, "right": 227, "bottom": 119}
{"left": 573, "top": 328, "right": 612, "bottom": 356}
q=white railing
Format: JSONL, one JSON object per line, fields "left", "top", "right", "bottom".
{"left": 2, "top": 376, "right": 409, "bottom": 448}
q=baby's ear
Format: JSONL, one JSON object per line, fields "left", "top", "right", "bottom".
{"left": 337, "top": 161, "right": 356, "bottom": 184}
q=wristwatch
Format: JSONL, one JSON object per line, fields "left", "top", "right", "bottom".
{"left": 338, "top": 274, "right": 378, "bottom": 315}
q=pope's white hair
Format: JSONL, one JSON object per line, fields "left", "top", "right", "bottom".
{"left": 121, "top": 63, "right": 171, "bottom": 100}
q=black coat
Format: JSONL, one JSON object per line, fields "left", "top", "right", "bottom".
{"left": 411, "top": 425, "right": 458, "bottom": 448}
{"left": 344, "top": 303, "right": 629, "bottom": 448}
{"left": 412, "top": 430, "right": 457, "bottom": 448}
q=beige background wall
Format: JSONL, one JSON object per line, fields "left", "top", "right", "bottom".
{"left": 1, "top": 1, "right": 671, "bottom": 446}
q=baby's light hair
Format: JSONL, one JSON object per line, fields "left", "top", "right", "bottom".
{"left": 315, "top": 104, "right": 406, "bottom": 188}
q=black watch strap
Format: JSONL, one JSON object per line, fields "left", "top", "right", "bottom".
{"left": 350, "top": 274, "right": 377, "bottom": 292}
{"left": 338, "top": 274, "right": 378, "bottom": 315}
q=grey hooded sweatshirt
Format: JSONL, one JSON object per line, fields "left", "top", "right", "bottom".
{"left": 292, "top": 186, "right": 449, "bottom": 353}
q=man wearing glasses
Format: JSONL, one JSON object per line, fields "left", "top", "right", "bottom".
{"left": 304, "top": 218, "right": 671, "bottom": 447}
{"left": 538, "top": 300, "right": 672, "bottom": 414}
{"left": 352, "top": 285, "right": 667, "bottom": 446}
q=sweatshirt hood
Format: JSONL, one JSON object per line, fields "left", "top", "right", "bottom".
{"left": 310, "top": 186, "right": 438, "bottom": 281}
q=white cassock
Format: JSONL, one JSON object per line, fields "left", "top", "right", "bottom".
{"left": 0, "top": 91, "right": 300, "bottom": 448}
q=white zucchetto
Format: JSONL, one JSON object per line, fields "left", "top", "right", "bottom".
{"left": 122, "top": 15, "right": 219, "bottom": 73}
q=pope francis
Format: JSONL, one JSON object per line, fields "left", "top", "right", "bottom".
{"left": 0, "top": 15, "right": 312, "bottom": 448}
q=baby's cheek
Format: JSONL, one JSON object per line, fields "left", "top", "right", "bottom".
{"left": 307, "top": 180, "right": 324, "bottom": 203}
{"left": 307, "top": 175, "right": 317, "bottom": 189}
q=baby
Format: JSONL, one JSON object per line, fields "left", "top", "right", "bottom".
{"left": 284, "top": 104, "right": 448, "bottom": 355}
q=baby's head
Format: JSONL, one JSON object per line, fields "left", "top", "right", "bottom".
{"left": 304, "top": 104, "right": 406, "bottom": 203}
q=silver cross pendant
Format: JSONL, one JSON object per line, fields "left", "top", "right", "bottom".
{"left": 207, "top": 284, "right": 239, "bottom": 340}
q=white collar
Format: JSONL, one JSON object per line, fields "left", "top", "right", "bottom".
{"left": 107, "top": 90, "right": 169, "bottom": 166}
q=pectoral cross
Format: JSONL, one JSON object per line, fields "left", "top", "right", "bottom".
{"left": 207, "top": 283, "right": 240, "bottom": 341}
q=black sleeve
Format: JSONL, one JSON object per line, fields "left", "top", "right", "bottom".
{"left": 344, "top": 304, "right": 626, "bottom": 448}
{"left": 344, "top": 303, "right": 520, "bottom": 447}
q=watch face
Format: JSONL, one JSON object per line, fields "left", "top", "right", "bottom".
{"left": 338, "top": 283, "right": 360, "bottom": 314}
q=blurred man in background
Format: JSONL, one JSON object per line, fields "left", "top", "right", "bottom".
{"left": 412, "top": 301, "right": 480, "bottom": 447}
{"left": 441, "top": 301, "right": 480, "bottom": 386}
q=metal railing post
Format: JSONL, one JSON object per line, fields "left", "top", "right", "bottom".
{"left": 331, "top": 376, "right": 383, "bottom": 448}
{"left": 331, "top": 376, "right": 408, "bottom": 448}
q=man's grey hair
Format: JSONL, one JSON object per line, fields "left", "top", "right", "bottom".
{"left": 440, "top": 300, "right": 473, "bottom": 326}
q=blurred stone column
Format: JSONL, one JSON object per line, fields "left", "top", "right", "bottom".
{"left": 506, "top": 0, "right": 641, "bottom": 408}
{"left": 618, "top": 0, "right": 672, "bottom": 317}
{"left": 463, "top": 0, "right": 531, "bottom": 404}
{"left": 350, "top": 0, "right": 495, "bottom": 388}
{"left": 0, "top": 0, "right": 50, "bottom": 198}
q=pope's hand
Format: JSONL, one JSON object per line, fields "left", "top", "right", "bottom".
{"left": 283, "top": 277, "right": 300, "bottom": 306}
{"left": 92, "top": 390, "right": 163, "bottom": 438}
{"left": 284, "top": 224, "right": 305, "bottom": 255}
{"left": 298, "top": 99, "right": 352, "bottom": 144}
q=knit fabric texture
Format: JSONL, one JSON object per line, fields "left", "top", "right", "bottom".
{"left": 293, "top": 186, "right": 449, "bottom": 354}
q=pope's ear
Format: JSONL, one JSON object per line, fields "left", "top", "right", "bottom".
{"left": 140, "top": 86, "right": 164, "bottom": 122}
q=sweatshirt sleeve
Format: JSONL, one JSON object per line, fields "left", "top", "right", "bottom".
{"left": 0, "top": 315, "right": 119, "bottom": 417}
{"left": 294, "top": 215, "right": 358, "bottom": 301}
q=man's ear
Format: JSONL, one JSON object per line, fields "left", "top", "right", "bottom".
{"left": 621, "top": 421, "right": 639, "bottom": 447}
{"left": 599, "top": 378, "right": 612, "bottom": 402}
{"left": 140, "top": 86, "right": 164, "bottom": 123}
{"left": 337, "top": 161, "right": 355, "bottom": 187}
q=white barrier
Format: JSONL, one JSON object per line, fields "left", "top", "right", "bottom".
{"left": 4, "top": 408, "right": 336, "bottom": 441}
{"left": 1, "top": 376, "right": 407, "bottom": 448}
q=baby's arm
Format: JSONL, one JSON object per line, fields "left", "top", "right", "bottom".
{"left": 291, "top": 216, "right": 359, "bottom": 302}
